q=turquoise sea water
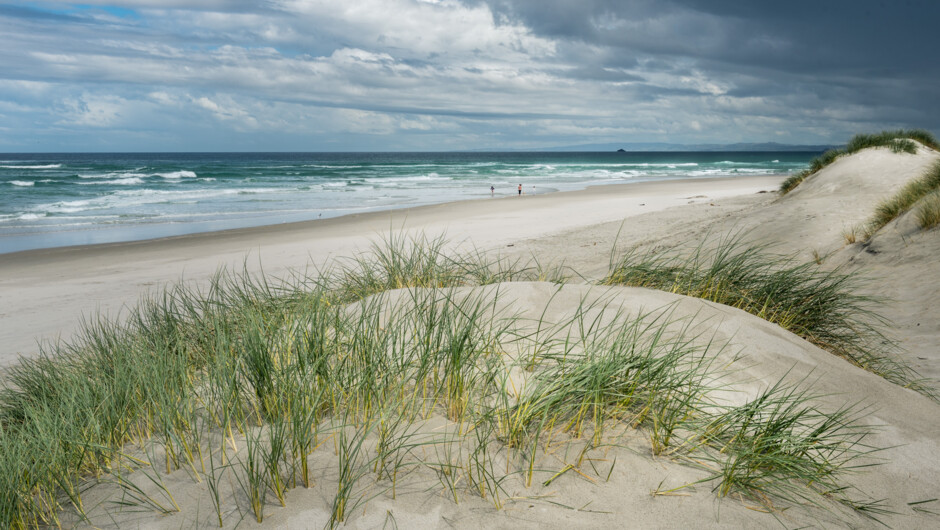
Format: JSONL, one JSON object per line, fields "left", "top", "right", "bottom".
{"left": 0, "top": 151, "right": 815, "bottom": 254}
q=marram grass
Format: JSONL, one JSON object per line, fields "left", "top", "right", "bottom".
{"left": 601, "top": 234, "right": 934, "bottom": 398}
{"left": 916, "top": 189, "right": 940, "bottom": 230}
{"left": 696, "top": 376, "right": 884, "bottom": 513}
{"left": 780, "top": 129, "right": 938, "bottom": 194}
{"left": 0, "top": 233, "right": 908, "bottom": 527}
{"left": 865, "top": 160, "right": 940, "bottom": 238}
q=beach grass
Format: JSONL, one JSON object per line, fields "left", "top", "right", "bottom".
{"left": 916, "top": 190, "right": 940, "bottom": 230}
{"left": 780, "top": 129, "right": 938, "bottom": 194}
{"left": 694, "top": 376, "right": 884, "bottom": 516}
{"left": 601, "top": 234, "right": 933, "bottom": 397}
{"left": 0, "top": 234, "right": 898, "bottom": 527}
{"left": 864, "top": 160, "right": 940, "bottom": 238}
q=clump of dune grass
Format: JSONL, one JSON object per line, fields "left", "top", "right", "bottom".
{"left": 846, "top": 130, "right": 938, "bottom": 153}
{"left": 324, "top": 231, "right": 568, "bottom": 303}
{"left": 780, "top": 129, "right": 938, "bottom": 194}
{"left": 692, "top": 377, "right": 886, "bottom": 517}
{"left": 865, "top": 160, "right": 940, "bottom": 238}
{"left": 842, "top": 225, "right": 861, "bottom": 245}
{"left": 0, "top": 233, "right": 899, "bottom": 527}
{"left": 916, "top": 190, "right": 940, "bottom": 230}
{"left": 601, "top": 234, "right": 933, "bottom": 397}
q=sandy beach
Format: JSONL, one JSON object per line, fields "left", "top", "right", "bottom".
{"left": 0, "top": 175, "right": 780, "bottom": 369}
{"left": 3, "top": 144, "right": 940, "bottom": 529}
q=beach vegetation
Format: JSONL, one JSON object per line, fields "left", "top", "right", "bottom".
{"left": 0, "top": 234, "right": 902, "bottom": 527}
{"left": 842, "top": 225, "right": 861, "bottom": 245}
{"left": 780, "top": 129, "right": 938, "bottom": 194}
{"left": 865, "top": 161, "right": 940, "bottom": 237}
{"left": 916, "top": 190, "right": 940, "bottom": 230}
{"left": 601, "top": 234, "right": 932, "bottom": 396}
{"left": 692, "top": 376, "right": 884, "bottom": 514}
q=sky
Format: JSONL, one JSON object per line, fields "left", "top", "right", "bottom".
{"left": 1, "top": 0, "right": 938, "bottom": 152}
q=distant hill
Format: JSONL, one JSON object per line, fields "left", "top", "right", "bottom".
{"left": 475, "top": 142, "right": 835, "bottom": 152}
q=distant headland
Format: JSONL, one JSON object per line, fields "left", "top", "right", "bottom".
{"left": 476, "top": 141, "right": 835, "bottom": 152}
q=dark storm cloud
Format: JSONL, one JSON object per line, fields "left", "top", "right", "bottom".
{"left": 470, "top": 0, "right": 940, "bottom": 137}
{"left": 482, "top": 0, "right": 940, "bottom": 95}
{"left": 481, "top": 0, "right": 940, "bottom": 75}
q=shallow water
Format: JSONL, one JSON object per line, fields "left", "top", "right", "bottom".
{"left": 0, "top": 151, "right": 813, "bottom": 253}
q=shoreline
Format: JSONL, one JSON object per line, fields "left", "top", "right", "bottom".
{"left": 0, "top": 175, "right": 783, "bottom": 368}
{"left": 1, "top": 175, "right": 781, "bottom": 262}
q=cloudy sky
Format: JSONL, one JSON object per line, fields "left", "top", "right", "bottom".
{"left": 1, "top": 0, "right": 938, "bottom": 152}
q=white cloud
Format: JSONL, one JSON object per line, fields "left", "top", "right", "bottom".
{"left": 192, "top": 95, "right": 259, "bottom": 128}
{"left": 272, "top": 0, "right": 556, "bottom": 61}
{"left": 147, "top": 91, "right": 180, "bottom": 106}
{"left": 57, "top": 94, "right": 127, "bottom": 127}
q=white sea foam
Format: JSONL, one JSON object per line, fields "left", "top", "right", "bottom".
{"left": 19, "top": 213, "right": 47, "bottom": 220}
{"left": 156, "top": 170, "right": 197, "bottom": 179}
{"left": 302, "top": 164, "right": 364, "bottom": 169}
{"left": 42, "top": 199, "right": 96, "bottom": 214}
{"left": 687, "top": 169, "right": 724, "bottom": 177}
{"left": 365, "top": 173, "right": 451, "bottom": 184}
{"left": 620, "top": 163, "right": 699, "bottom": 168}
{"left": 687, "top": 168, "right": 771, "bottom": 177}
{"left": 730, "top": 168, "right": 774, "bottom": 174}
{"left": 78, "top": 170, "right": 196, "bottom": 180}
{"left": 10, "top": 180, "right": 34, "bottom": 187}
{"left": 34, "top": 191, "right": 189, "bottom": 215}
{"left": 79, "top": 172, "right": 148, "bottom": 179}
{"left": 0, "top": 164, "right": 62, "bottom": 169}
{"left": 102, "top": 177, "right": 146, "bottom": 185}
{"left": 370, "top": 164, "right": 439, "bottom": 168}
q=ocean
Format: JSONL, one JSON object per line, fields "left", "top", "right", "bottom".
{"left": 0, "top": 151, "right": 815, "bottom": 254}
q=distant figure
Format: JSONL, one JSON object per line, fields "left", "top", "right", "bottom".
{"left": 490, "top": 185, "right": 495, "bottom": 196}
{"left": 518, "top": 183, "right": 522, "bottom": 196}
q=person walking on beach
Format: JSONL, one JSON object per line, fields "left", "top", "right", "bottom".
{"left": 490, "top": 185, "right": 495, "bottom": 196}
{"left": 518, "top": 183, "right": 522, "bottom": 196}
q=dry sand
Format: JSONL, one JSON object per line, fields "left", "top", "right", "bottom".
{"left": 0, "top": 175, "right": 778, "bottom": 369}
{"left": 4, "top": 149, "right": 940, "bottom": 528}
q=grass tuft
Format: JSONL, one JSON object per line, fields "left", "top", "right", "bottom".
{"left": 842, "top": 225, "right": 861, "bottom": 245}
{"left": 698, "top": 376, "right": 884, "bottom": 514}
{"left": 916, "top": 190, "right": 940, "bottom": 230}
{"left": 865, "top": 161, "right": 940, "bottom": 238}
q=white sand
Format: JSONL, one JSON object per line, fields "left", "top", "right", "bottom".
{"left": 4, "top": 149, "right": 940, "bottom": 528}
{"left": 0, "top": 175, "right": 779, "bottom": 368}
{"left": 67, "top": 282, "right": 940, "bottom": 529}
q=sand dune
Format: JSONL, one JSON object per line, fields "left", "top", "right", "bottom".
{"left": 68, "top": 283, "right": 940, "bottom": 528}
{"left": 3, "top": 144, "right": 940, "bottom": 528}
